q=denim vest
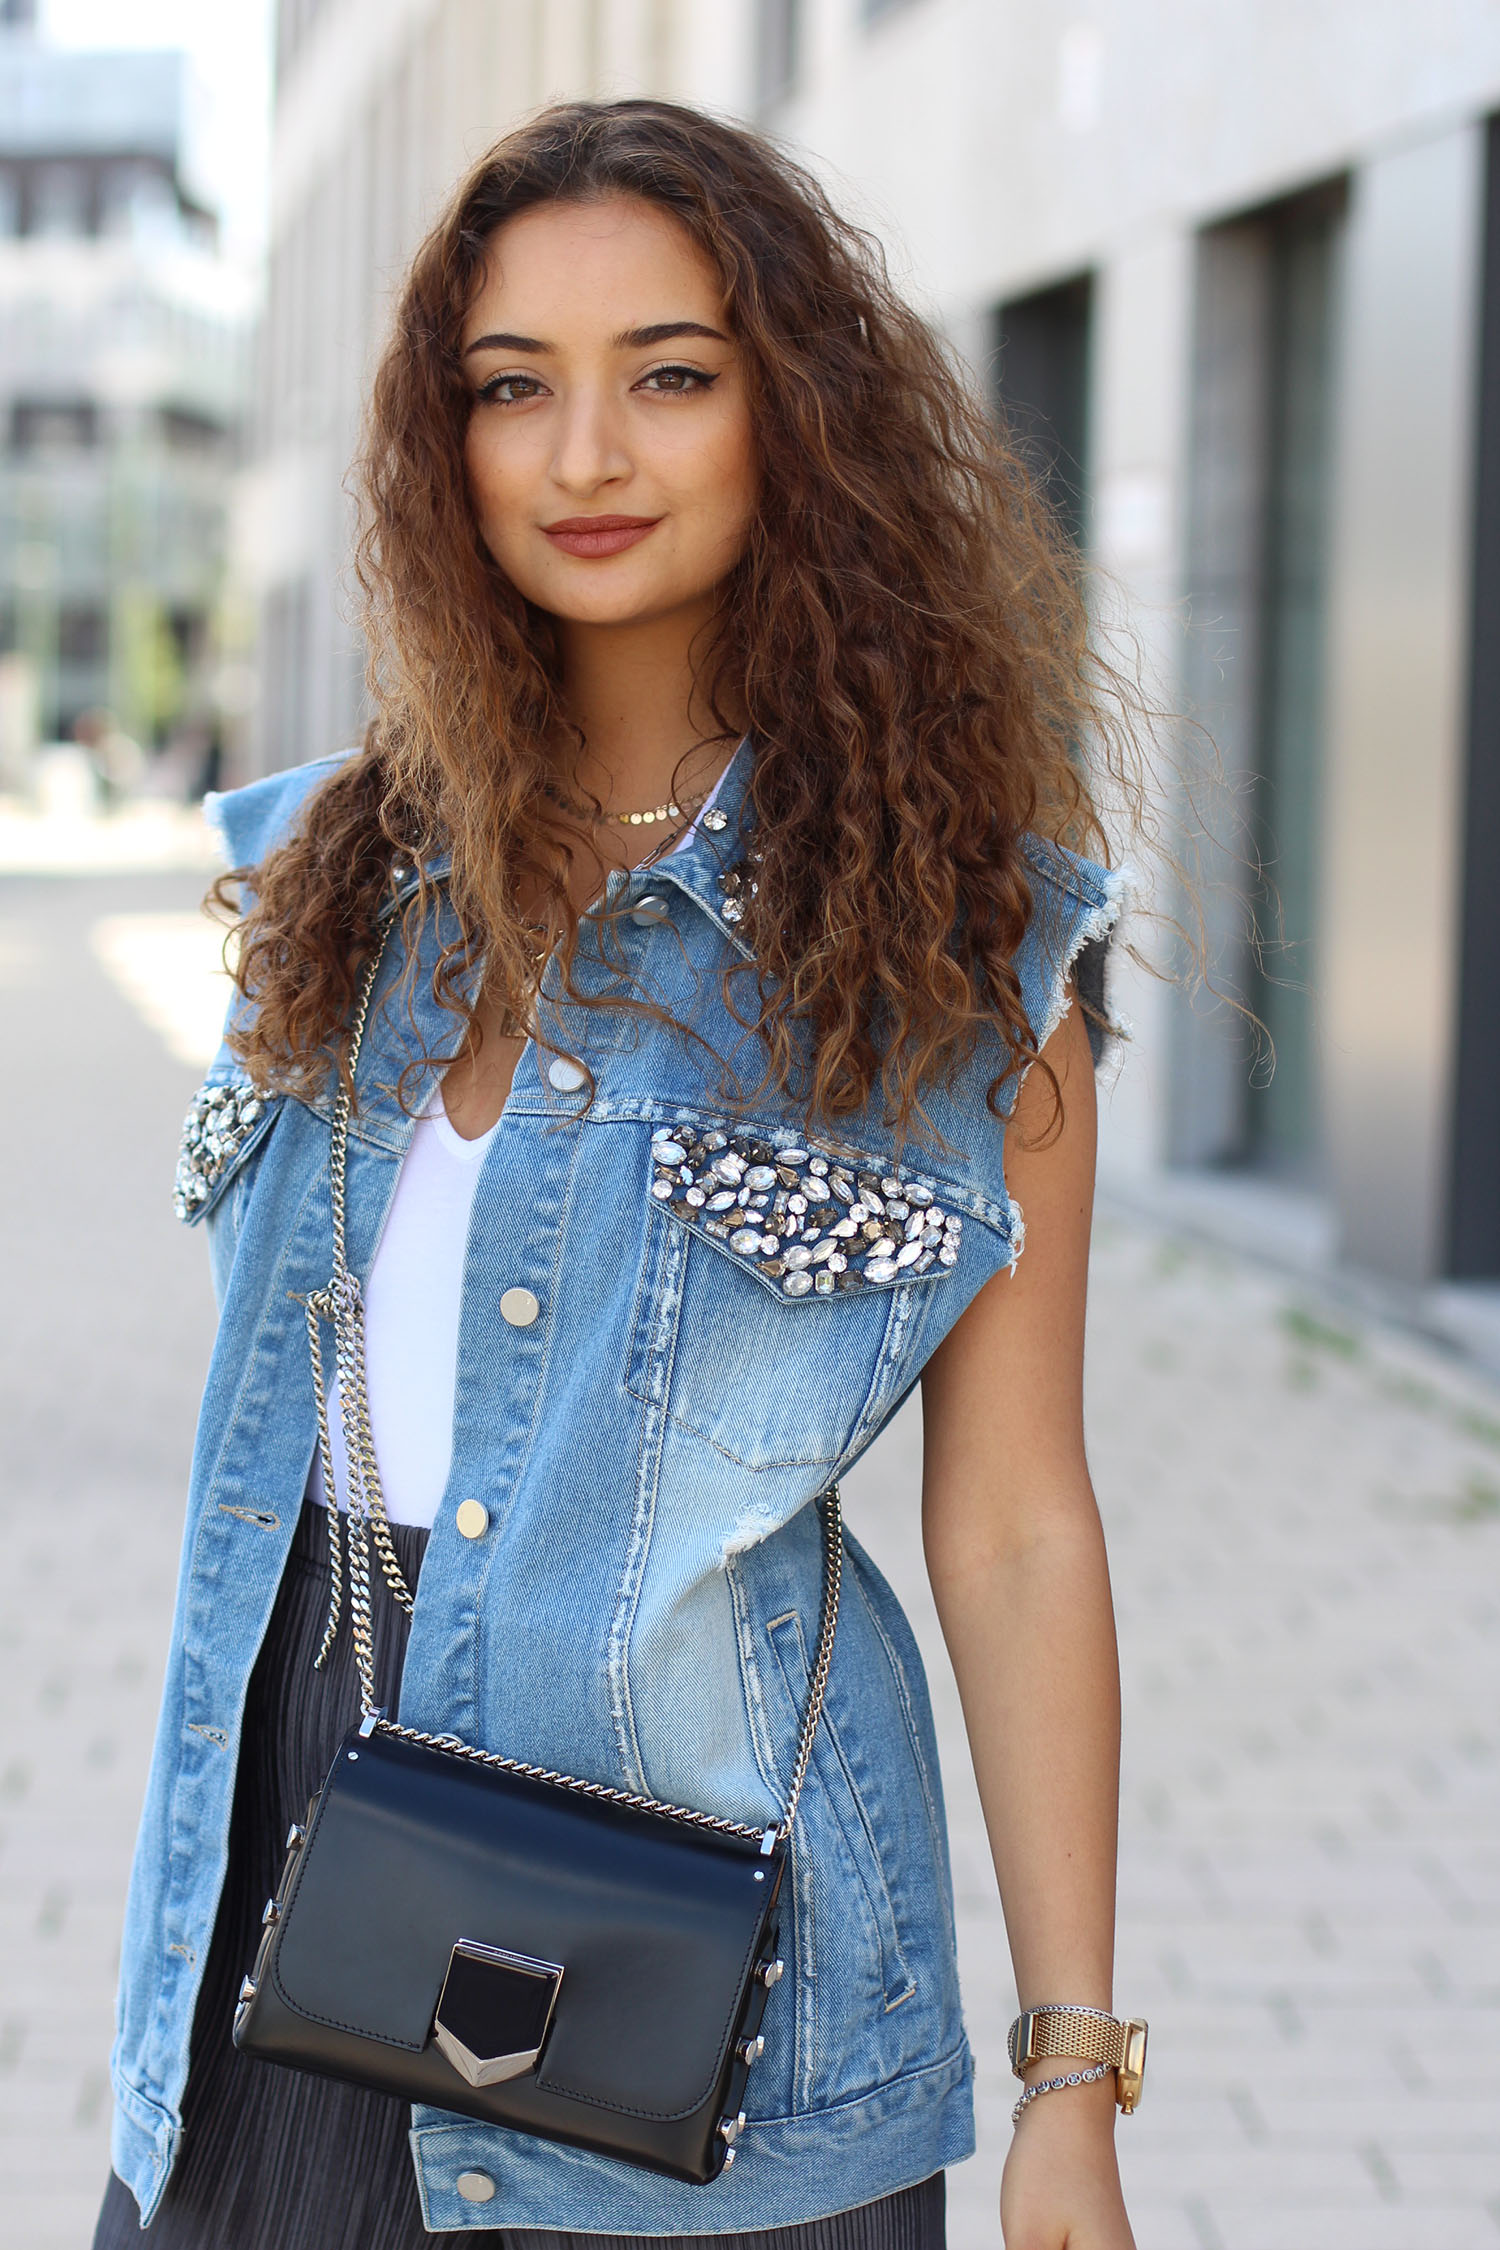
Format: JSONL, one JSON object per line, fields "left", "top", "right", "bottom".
{"left": 107, "top": 742, "right": 1121, "bottom": 2233}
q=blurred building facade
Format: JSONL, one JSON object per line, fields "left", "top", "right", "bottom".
{"left": 251, "top": 0, "right": 1500, "bottom": 1306}
{"left": 0, "top": 1, "right": 250, "bottom": 780}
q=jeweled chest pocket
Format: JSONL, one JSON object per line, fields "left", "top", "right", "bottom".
{"left": 627, "top": 1123, "right": 967, "bottom": 1472}
{"left": 174, "top": 1071, "right": 281, "bottom": 1226}
{"left": 647, "top": 1126, "right": 965, "bottom": 1296}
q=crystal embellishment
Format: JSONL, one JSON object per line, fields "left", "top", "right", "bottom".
{"left": 716, "top": 857, "right": 760, "bottom": 930}
{"left": 174, "top": 1077, "right": 268, "bottom": 1222}
{"left": 648, "top": 1125, "right": 963, "bottom": 1297}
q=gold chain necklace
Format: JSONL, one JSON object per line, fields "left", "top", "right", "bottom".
{"left": 543, "top": 780, "right": 711, "bottom": 830}
{"left": 497, "top": 777, "right": 713, "bottom": 1033}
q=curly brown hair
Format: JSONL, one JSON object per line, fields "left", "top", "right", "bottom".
{"left": 223, "top": 97, "right": 1141, "bottom": 1125}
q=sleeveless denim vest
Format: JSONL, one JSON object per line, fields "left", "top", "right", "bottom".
{"left": 106, "top": 741, "right": 1122, "bottom": 2233}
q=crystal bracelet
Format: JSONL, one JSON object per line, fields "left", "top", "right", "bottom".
{"left": 1011, "top": 2059, "right": 1116, "bottom": 2125}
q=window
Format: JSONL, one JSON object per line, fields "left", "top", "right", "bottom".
{"left": 167, "top": 608, "right": 207, "bottom": 668}
{"left": 58, "top": 606, "right": 106, "bottom": 663}
{"left": 1448, "top": 117, "right": 1500, "bottom": 1275}
{"left": 160, "top": 405, "right": 227, "bottom": 455}
{"left": 1175, "top": 181, "right": 1346, "bottom": 1180}
{"left": 28, "top": 160, "right": 91, "bottom": 238}
{"left": 991, "top": 274, "right": 1094, "bottom": 552}
{"left": 101, "top": 160, "right": 171, "bottom": 239}
{"left": 11, "top": 400, "right": 98, "bottom": 452}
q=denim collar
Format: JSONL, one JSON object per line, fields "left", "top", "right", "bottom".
{"left": 599, "top": 734, "right": 755, "bottom": 959}
{"left": 380, "top": 735, "right": 757, "bottom": 958}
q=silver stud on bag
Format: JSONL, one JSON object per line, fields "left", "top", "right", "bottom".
{"left": 174, "top": 1077, "right": 266, "bottom": 1221}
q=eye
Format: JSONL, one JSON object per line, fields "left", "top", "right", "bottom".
{"left": 636, "top": 363, "right": 718, "bottom": 397}
{"left": 475, "top": 372, "right": 547, "bottom": 406}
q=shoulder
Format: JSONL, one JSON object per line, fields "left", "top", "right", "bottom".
{"left": 204, "top": 748, "right": 359, "bottom": 870}
{"left": 1019, "top": 832, "right": 1123, "bottom": 930}
{"left": 1016, "top": 833, "right": 1130, "bottom": 1058}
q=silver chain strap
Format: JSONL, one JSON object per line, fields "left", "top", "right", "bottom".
{"left": 303, "top": 931, "right": 842, "bottom": 1847}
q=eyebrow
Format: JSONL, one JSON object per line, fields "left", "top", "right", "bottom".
{"left": 462, "top": 319, "right": 729, "bottom": 358}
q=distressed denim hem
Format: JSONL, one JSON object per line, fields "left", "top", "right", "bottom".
{"left": 108, "top": 2069, "right": 179, "bottom": 2228}
{"left": 411, "top": 2042, "right": 975, "bottom": 2235}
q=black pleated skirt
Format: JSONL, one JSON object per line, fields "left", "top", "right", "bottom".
{"left": 94, "top": 1502, "right": 945, "bottom": 2246}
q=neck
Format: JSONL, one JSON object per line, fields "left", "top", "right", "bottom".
{"left": 554, "top": 602, "right": 737, "bottom": 809}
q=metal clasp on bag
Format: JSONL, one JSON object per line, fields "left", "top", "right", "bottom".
{"left": 432, "top": 1939, "right": 565, "bottom": 2089}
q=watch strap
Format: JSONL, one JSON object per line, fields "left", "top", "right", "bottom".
{"left": 1008, "top": 2006, "right": 1149, "bottom": 2113}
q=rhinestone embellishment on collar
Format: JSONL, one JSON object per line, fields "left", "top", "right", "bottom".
{"left": 718, "top": 859, "right": 757, "bottom": 926}
{"left": 174, "top": 1077, "right": 267, "bottom": 1221}
{"left": 649, "top": 1125, "right": 962, "bottom": 1296}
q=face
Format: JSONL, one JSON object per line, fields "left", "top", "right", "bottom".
{"left": 460, "top": 194, "right": 758, "bottom": 632}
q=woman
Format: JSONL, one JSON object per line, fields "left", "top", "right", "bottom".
{"left": 97, "top": 100, "right": 1141, "bottom": 2249}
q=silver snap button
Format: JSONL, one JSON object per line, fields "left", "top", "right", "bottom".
{"left": 630, "top": 894, "right": 669, "bottom": 927}
{"left": 455, "top": 2169, "right": 497, "bottom": 2204}
{"left": 455, "top": 1498, "right": 488, "bottom": 1539}
{"left": 547, "top": 1055, "right": 588, "bottom": 1093}
{"left": 499, "top": 1286, "right": 540, "bottom": 1328}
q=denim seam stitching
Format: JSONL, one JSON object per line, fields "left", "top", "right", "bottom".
{"left": 766, "top": 1611, "right": 915, "bottom": 2013}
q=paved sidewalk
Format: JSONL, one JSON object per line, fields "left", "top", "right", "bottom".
{"left": 1, "top": 879, "right": 1496, "bottom": 2246}
{"left": 847, "top": 1225, "right": 1500, "bottom": 2249}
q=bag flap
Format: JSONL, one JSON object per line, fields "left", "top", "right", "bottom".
{"left": 271, "top": 1727, "right": 781, "bottom": 2123}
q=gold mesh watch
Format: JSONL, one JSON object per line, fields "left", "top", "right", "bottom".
{"left": 1007, "top": 2005, "right": 1149, "bottom": 2114}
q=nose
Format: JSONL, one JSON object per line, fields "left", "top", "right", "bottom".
{"left": 550, "top": 382, "right": 631, "bottom": 498}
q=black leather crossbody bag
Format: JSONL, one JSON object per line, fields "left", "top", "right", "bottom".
{"left": 232, "top": 938, "right": 842, "bottom": 2185}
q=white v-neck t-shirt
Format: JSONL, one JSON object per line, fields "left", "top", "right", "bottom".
{"left": 308, "top": 765, "right": 729, "bottom": 1529}
{"left": 306, "top": 1092, "right": 500, "bottom": 1528}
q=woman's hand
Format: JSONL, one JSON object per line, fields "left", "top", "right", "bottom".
{"left": 1000, "top": 2073, "right": 1136, "bottom": 2248}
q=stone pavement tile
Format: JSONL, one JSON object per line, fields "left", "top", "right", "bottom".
{"left": 1109, "top": 2204, "right": 1214, "bottom": 2250}
{"left": 1118, "top": 2139, "right": 1414, "bottom": 2202}
{"left": 0, "top": 2199, "right": 102, "bottom": 2250}
{"left": 1187, "top": 1841, "right": 1489, "bottom": 1912}
{"left": 1388, "top": 2151, "right": 1500, "bottom": 2199}
{"left": 1252, "top": 2093, "right": 1500, "bottom": 2148}
{"left": 1201, "top": 2211, "right": 1500, "bottom": 2250}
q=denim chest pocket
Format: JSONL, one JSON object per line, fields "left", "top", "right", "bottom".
{"left": 625, "top": 1122, "right": 969, "bottom": 1472}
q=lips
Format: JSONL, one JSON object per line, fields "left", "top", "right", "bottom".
{"left": 542, "top": 515, "right": 663, "bottom": 558}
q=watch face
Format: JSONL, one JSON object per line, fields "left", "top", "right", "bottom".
{"left": 1118, "top": 2019, "right": 1149, "bottom": 2113}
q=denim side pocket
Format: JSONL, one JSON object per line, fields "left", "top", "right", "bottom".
{"left": 767, "top": 1610, "right": 915, "bottom": 2021}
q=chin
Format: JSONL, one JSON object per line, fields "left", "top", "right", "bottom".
{"left": 543, "top": 592, "right": 675, "bottom": 628}
{"left": 539, "top": 578, "right": 716, "bottom": 631}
